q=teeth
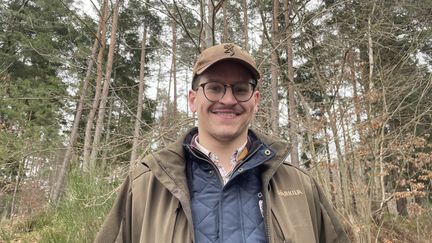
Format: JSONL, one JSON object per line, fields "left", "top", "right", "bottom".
{"left": 215, "top": 112, "right": 236, "bottom": 117}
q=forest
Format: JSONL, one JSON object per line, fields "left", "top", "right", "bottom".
{"left": 1, "top": 0, "right": 431, "bottom": 242}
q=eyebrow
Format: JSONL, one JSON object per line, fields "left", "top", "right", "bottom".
{"left": 205, "top": 79, "right": 252, "bottom": 84}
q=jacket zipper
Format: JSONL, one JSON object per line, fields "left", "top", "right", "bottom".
{"left": 264, "top": 185, "right": 272, "bottom": 243}
{"left": 263, "top": 148, "right": 291, "bottom": 243}
{"left": 153, "top": 155, "right": 195, "bottom": 242}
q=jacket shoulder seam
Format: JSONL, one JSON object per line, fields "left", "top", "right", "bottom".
{"left": 130, "top": 162, "right": 151, "bottom": 181}
{"left": 280, "top": 161, "right": 312, "bottom": 178}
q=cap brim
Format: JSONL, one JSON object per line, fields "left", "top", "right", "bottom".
{"left": 195, "top": 57, "right": 260, "bottom": 80}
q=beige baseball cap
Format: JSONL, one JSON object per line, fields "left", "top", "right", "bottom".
{"left": 192, "top": 43, "right": 260, "bottom": 81}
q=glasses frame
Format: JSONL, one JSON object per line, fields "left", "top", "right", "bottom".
{"left": 196, "top": 81, "right": 257, "bottom": 102}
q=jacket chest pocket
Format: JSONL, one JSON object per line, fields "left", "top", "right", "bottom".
{"left": 270, "top": 207, "right": 317, "bottom": 243}
{"left": 169, "top": 206, "right": 191, "bottom": 243}
{"left": 271, "top": 209, "right": 291, "bottom": 243}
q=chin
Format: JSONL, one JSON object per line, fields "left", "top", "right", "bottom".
{"left": 212, "top": 129, "right": 245, "bottom": 142}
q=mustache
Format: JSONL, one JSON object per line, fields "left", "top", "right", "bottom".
{"left": 210, "top": 104, "right": 244, "bottom": 114}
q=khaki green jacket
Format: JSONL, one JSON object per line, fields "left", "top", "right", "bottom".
{"left": 94, "top": 130, "right": 349, "bottom": 243}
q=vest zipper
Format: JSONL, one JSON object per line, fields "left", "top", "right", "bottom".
{"left": 187, "top": 146, "right": 225, "bottom": 185}
{"left": 230, "top": 144, "right": 263, "bottom": 174}
{"left": 225, "top": 144, "right": 265, "bottom": 188}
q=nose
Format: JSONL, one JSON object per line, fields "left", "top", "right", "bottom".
{"left": 219, "top": 86, "right": 237, "bottom": 104}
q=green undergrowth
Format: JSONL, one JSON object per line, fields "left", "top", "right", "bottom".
{"left": 0, "top": 169, "right": 122, "bottom": 243}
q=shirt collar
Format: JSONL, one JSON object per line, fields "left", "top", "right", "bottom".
{"left": 191, "top": 134, "right": 250, "bottom": 162}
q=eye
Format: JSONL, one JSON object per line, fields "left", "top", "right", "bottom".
{"left": 205, "top": 82, "right": 224, "bottom": 93}
{"left": 233, "top": 83, "right": 251, "bottom": 95}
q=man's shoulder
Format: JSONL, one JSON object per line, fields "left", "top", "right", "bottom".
{"left": 278, "top": 160, "right": 313, "bottom": 179}
{"left": 249, "top": 128, "right": 283, "bottom": 145}
{"left": 128, "top": 130, "right": 190, "bottom": 182}
{"left": 129, "top": 158, "right": 152, "bottom": 182}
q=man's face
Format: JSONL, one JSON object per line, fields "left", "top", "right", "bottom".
{"left": 188, "top": 60, "right": 260, "bottom": 144}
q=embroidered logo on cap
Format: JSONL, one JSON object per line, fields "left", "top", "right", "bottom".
{"left": 224, "top": 43, "right": 235, "bottom": 56}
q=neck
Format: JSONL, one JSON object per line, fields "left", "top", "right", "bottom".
{"left": 197, "top": 131, "right": 248, "bottom": 165}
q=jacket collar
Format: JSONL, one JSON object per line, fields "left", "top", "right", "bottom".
{"left": 144, "top": 127, "right": 291, "bottom": 190}
{"left": 141, "top": 128, "right": 291, "bottom": 235}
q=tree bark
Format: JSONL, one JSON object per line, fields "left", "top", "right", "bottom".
{"left": 83, "top": 0, "right": 109, "bottom": 171}
{"left": 242, "top": 0, "right": 249, "bottom": 51}
{"left": 130, "top": 26, "right": 148, "bottom": 164}
{"left": 206, "top": 0, "right": 214, "bottom": 47}
{"left": 100, "top": 97, "right": 114, "bottom": 170}
{"left": 313, "top": 60, "right": 349, "bottom": 211}
{"left": 171, "top": 18, "right": 178, "bottom": 115}
{"left": 270, "top": 0, "right": 280, "bottom": 134}
{"left": 155, "top": 48, "right": 163, "bottom": 122}
{"left": 89, "top": 0, "right": 122, "bottom": 171}
{"left": 222, "top": 2, "right": 228, "bottom": 42}
{"left": 51, "top": 0, "right": 108, "bottom": 201}
{"left": 199, "top": 0, "right": 206, "bottom": 50}
{"left": 283, "top": 0, "right": 298, "bottom": 166}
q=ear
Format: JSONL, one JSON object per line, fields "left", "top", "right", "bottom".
{"left": 188, "top": 89, "right": 197, "bottom": 112}
{"left": 252, "top": 90, "right": 260, "bottom": 114}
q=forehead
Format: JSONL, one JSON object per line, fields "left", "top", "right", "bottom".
{"left": 200, "top": 60, "right": 253, "bottom": 83}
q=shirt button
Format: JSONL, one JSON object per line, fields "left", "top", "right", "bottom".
{"left": 264, "top": 149, "right": 271, "bottom": 156}
{"left": 238, "top": 168, "right": 244, "bottom": 173}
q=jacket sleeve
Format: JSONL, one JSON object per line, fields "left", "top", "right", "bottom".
{"left": 94, "top": 176, "right": 132, "bottom": 243}
{"left": 313, "top": 179, "right": 350, "bottom": 243}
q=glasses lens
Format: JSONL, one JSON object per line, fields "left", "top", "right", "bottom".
{"left": 202, "top": 82, "right": 255, "bottom": 102}
{"left": 233, "top": 83, "right": 254, "bottom": 101}
{"left": 203, "top": 82, "right": 225, "bottom": 102}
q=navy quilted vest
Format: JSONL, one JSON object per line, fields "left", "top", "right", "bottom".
{"left": 184, "top": 133, "right": 275, "bottom": 243}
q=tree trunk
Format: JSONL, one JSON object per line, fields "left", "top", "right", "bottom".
{"left": 10, "top": 160, "right": 22, "bottom": 221}
{"left": 206, "top": 0, "right": 214, "bottom": 47}
{"left": 338, "top": 101, "right": 358, "bottom": 214}
{"left": 298, "top": 93, "right": 327, "bottom": 193}
{"left": 324, "top": 126, "right": 336, "bottom": 205}
{"left": 100, "top": 97, "right": 114, "bottom": 170}
{"left": 283, "top": 0, "right": 298, "bottom": 166}
{"left": 50, "top": 0, "right": 108, "bottom": 202}
{"left": 270, "top": 0, "right": 280, "bottom": 134}
{"left": 130, "top": 26, "right": 148, "bottom": 164}
{"left": 83, "top": 0, "right": 109, "bottom": 171}
{"left": 171, "top": 19, "right": 178, "bottom": 115}
{"left": 199, "top": 0, "right": 206, "bottom": 50}
{"left": 242, "top": 0, "right": 249, "bottom": 51}
{"left": 222, "top": 2, "right": 228, "bottom": 42}
{"left": 349, "top": 50, "right": 367, "bottom": 186}
{"left": 89, "top": 0, "right": 122, "bottom": 171}
{"left": 155, "top": 48, "right": 163, "bottom": 122}
{"left": 327, "top": 93, "right": 349, "bottom": 211}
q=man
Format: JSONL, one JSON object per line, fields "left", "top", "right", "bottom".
{"left": 95, "top": 43, "right": 348, "bottom": 243}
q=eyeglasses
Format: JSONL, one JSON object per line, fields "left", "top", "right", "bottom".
{"left": 195, "top": 81, "right": 257, "bottom": 102}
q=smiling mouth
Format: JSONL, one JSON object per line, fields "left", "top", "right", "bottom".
{"left": 212, "top": 111, "right": 239, "bottom": 118}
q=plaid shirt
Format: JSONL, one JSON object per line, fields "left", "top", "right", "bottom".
{"left": 191, "top": 135, "right": 249, "bottom": 185}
